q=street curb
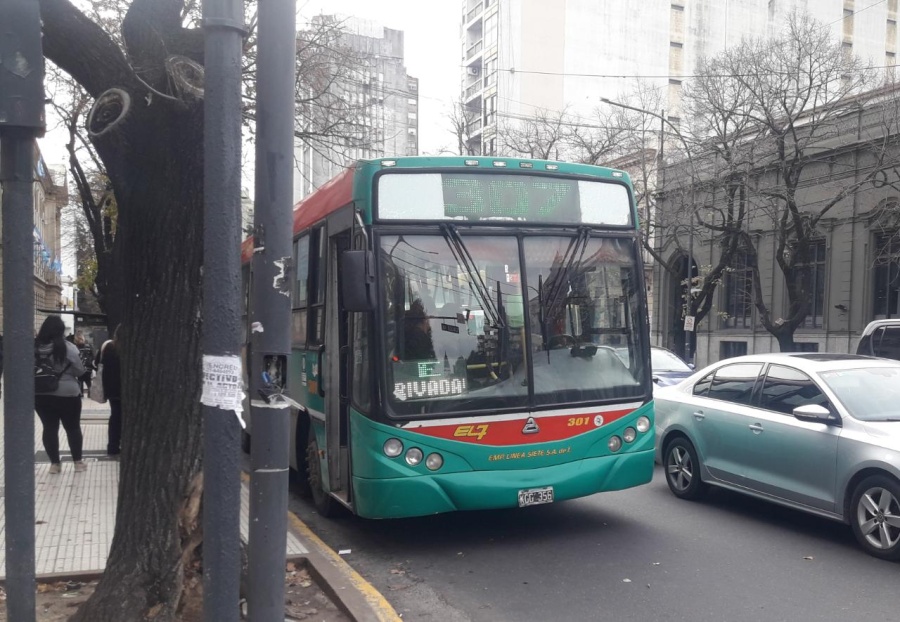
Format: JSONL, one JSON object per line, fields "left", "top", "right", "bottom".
{"left": 237, "top": 471, "right": 400, "bottom": 622}
{"left": 285, "top": 510, "right": 401, "bottom": 622}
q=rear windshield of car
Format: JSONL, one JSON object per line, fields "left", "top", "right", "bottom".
{"left": 651, "top": 348, "right": 691, "bottom": 372}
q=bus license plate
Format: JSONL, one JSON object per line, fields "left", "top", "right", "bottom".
{"left": 518, "top": 486, "right": 554, "bottom": 507}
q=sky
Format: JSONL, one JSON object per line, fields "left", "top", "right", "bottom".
{"left": 37, "top": 0, "right": 462, "bottom": 169}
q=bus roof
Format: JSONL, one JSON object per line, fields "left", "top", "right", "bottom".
{"left": 240, "top": 156, "right": 633, "bottom": 263}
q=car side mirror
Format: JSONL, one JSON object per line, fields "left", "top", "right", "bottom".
{"left": 341, "top": 250, "right": 376, "bottom": 312}
{"left": 688, "top": 363, "right": 695, "bottom": 370}
{"left": 792, "top": 404, "right": 839, "bottom": 425}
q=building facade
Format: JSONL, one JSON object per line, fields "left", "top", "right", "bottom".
{"left": 293, "top": 17, "right": 419, "bottom": 202}
{"left": 0, "top": 142, "right": 68, "bottom": 332}
{"left": 652, "top": 98, "right": 900, "bottom": 367}
{"left": 460, "top": 0, "right": 900, "bottom": 155}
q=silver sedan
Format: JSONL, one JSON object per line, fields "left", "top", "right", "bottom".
{"left": 654, "top": 353, "right": 900, "bottom": 561}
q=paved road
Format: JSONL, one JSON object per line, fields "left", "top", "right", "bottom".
{"left": 289, "top": 465, "right": 900, "bottom": 621}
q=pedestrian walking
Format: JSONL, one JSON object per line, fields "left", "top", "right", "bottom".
{"left": 74, "top": 331, "right": 94, "bottom": 397}
{"left": 96, "top": 326, "right": 122, "bottom": 457}
{"left": 35, "top": 315, "right": 87, "bottom": 474}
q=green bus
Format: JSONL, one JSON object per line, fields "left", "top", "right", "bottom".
{"left": 241, "top": 156, "right": 654, "bottom": 519}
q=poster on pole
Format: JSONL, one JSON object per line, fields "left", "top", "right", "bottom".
{"left": 683, "top": 315, "right": 696, "bottom": 332}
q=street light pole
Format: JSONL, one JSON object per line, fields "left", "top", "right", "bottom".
{"left": 601, "top": 96, "right": 697, "bottom": 360}
{"left": 0, "top": 2, "right": 45, "bottom": 620}
{"left": 200, "top": 0, "right": 245, "bottom": 619}
{"left": 248, "top": 0, "right": 296, "bottom": 618}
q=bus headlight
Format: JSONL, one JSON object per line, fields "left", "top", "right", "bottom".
{"left": 383, "top": 438, "right": 403, "bottom": 458}
{"left": 405, "top": 448, "right": 424, "bottom": 466}
{"left": 608, "top": 436, "right": 622, "bottom": 452}
{"left": 425, "top": 453, "right": 443, "bottom": 471}
{"left": 636, "top": 416, "right": 651, "bottom": 433}
{"left": 623, "top": 427, "right": 637, "bottom": 443}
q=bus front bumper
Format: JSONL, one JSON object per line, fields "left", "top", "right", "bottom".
{"left": 351, "top": 449, "right": 654, "bottom": 519}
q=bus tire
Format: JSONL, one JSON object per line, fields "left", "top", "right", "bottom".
{"left": 306, "top": 428, "right": 340, "bottom": 518}
{"left": 292, "top": 415, "right": 312, "bottom": 499}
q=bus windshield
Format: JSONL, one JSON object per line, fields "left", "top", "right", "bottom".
{"left": 379, "top": 232, "right": 647, "bottom": 417}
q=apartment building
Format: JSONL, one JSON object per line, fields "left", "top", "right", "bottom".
{"left": 461, "top": 0, "right": 900, "bottom": 155}
{"left": 293, "top": 16, "right": 419, "bottom": 202}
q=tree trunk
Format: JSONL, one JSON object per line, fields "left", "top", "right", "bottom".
{"left": 68, "top": 89, "right": 205, "bottom": 622}
{"left": 774, "top": 328, "right": 797, "bottom": 353}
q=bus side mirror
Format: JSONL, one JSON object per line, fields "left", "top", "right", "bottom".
{"left": 341, "top": 250, "right": 376, "bottom": 312}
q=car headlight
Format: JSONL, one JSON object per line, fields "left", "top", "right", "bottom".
{"left": 636, "top": 416, "right": 651, "bottom": 433}
{"left": 623, "top": 427, "right": 637, "bottom": 443}
{"left": 608, "top": 436, "right": 622, "bottom": 452}
{"left": 405, "top": 447, "right": 424, "bottom": 466}
{"left": 383, "top": 438, "right": 403, "bottom": 458}
{"left": 425, "top": 453, "right": 443, "bottom": 471}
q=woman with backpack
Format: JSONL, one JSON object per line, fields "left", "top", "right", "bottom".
{"left": 35, "top": 315, "right": 87, "bottom": 474}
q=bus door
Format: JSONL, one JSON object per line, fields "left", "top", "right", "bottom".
{"left": 324, "top": 221, "right": 352, "bottom": 503}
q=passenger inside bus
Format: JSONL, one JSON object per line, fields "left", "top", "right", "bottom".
{"left": 403, "top": 299, "right": 436, "bottom": 361}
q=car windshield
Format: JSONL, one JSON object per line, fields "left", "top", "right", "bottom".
{"left": 378, "top": 233, "right": 647, "bottom": 416}
{"left": 819, "top": 366, "right": 900, "bottom": 422}
{"left": 651, "top": 348, "right": 691, "bottom": 372}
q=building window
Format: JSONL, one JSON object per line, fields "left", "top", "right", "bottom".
{"left": 719, "top": 341, "right": 748, "bottom": 360}
{"left": 873, "top": 232, "right": 900, "bottom": 318}
{"left": 797, "top": 240, "right": 826, "bottom": 328}
{"left": 794, "top": 342, "right": 819, "bottom": 352}
{"left": 722, "top": 252, "right": 753, "bottom": 328}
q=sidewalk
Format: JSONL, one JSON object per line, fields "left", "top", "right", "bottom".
{"left": 0, "top": 398, "right": 399, "bottom": 621}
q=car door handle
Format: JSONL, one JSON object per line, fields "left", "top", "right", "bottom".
{"left": 693, "top": 410, "right": 705, "bottom": 420}
{"left": 749, "top": 423, "right": 764, "bottom": 433}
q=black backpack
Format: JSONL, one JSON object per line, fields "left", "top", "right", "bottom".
{"left": 35, "top": 350, "right": 70, "bottom": 394}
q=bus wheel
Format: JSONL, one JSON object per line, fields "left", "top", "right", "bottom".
{"left": 292, "top": 419, "right": 312, "bottom": 499}
{"left": 306, "top": 428, "right": 340, "bottom": 517}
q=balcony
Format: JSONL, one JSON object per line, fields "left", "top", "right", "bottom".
{"left": 466, "top": 40, "right": 483, "bottom": 60}
{"left": 466, "top": 3, "right": 483, "bottom": 23}
{"left": 467, "top": 118, "right": 483, "bottom": 135}
{"left": 464, "top": 82, "right": 482, "bottom": 100}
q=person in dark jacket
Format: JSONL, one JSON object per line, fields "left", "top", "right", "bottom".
{"left": 74, "top": 331, "right": 94, "bottom": 397}
{"left": 97, "top": 326, "right": 122, "bottom": 456}
{"left": 403, "top": 300, "right": 436, "bottom": 360}
{"left": 35, "top": 315, "right": 87, "bottom": 474}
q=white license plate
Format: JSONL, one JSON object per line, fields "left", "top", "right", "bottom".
{"left": 517, "top": 486, "right": 554, "bottom": 507}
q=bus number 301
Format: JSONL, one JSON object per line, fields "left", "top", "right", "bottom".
{"left": 567, "top": 417, "right": 592, "bottom": 427}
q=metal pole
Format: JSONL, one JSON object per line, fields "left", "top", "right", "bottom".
{"left": 200, "top": 0, "right": 245, "bottom": 620}
{"left": 248, "top": 0, "right": 295, "bottom": 618}
{"left": 1, "top": 129, "right": 37, "bottom": 622}
{"left": 1, "top": 2, "right": 45, "bottom": 619}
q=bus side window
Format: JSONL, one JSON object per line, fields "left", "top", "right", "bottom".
{"left": 308, "top": 226, "right": 327, "bottom": 345}
{"left": 292, "top": 235, "right": 310, "bottom": 346}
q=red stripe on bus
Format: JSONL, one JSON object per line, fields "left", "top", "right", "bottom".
{"left": 403, "top": 408, "right": 634, "bottom": 446}
{"left": 241, "top": 166, "right": 356, "bottom": 264}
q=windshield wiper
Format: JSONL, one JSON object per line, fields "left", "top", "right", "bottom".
{"left": 440, "top": 223, "right": 504, "bottom": 328}
{"left": 540, "top": 227, "right": 591, "bottom": 343}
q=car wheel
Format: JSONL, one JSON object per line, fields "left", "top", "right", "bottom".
{"left": 850, "top": 474, "right": 900, "bottom": 561}
{"left": 664, "top": 437, "right": 707, "bottom": 501}
{"left": 306, "top": 428, "right": 340, "bottom": 518}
